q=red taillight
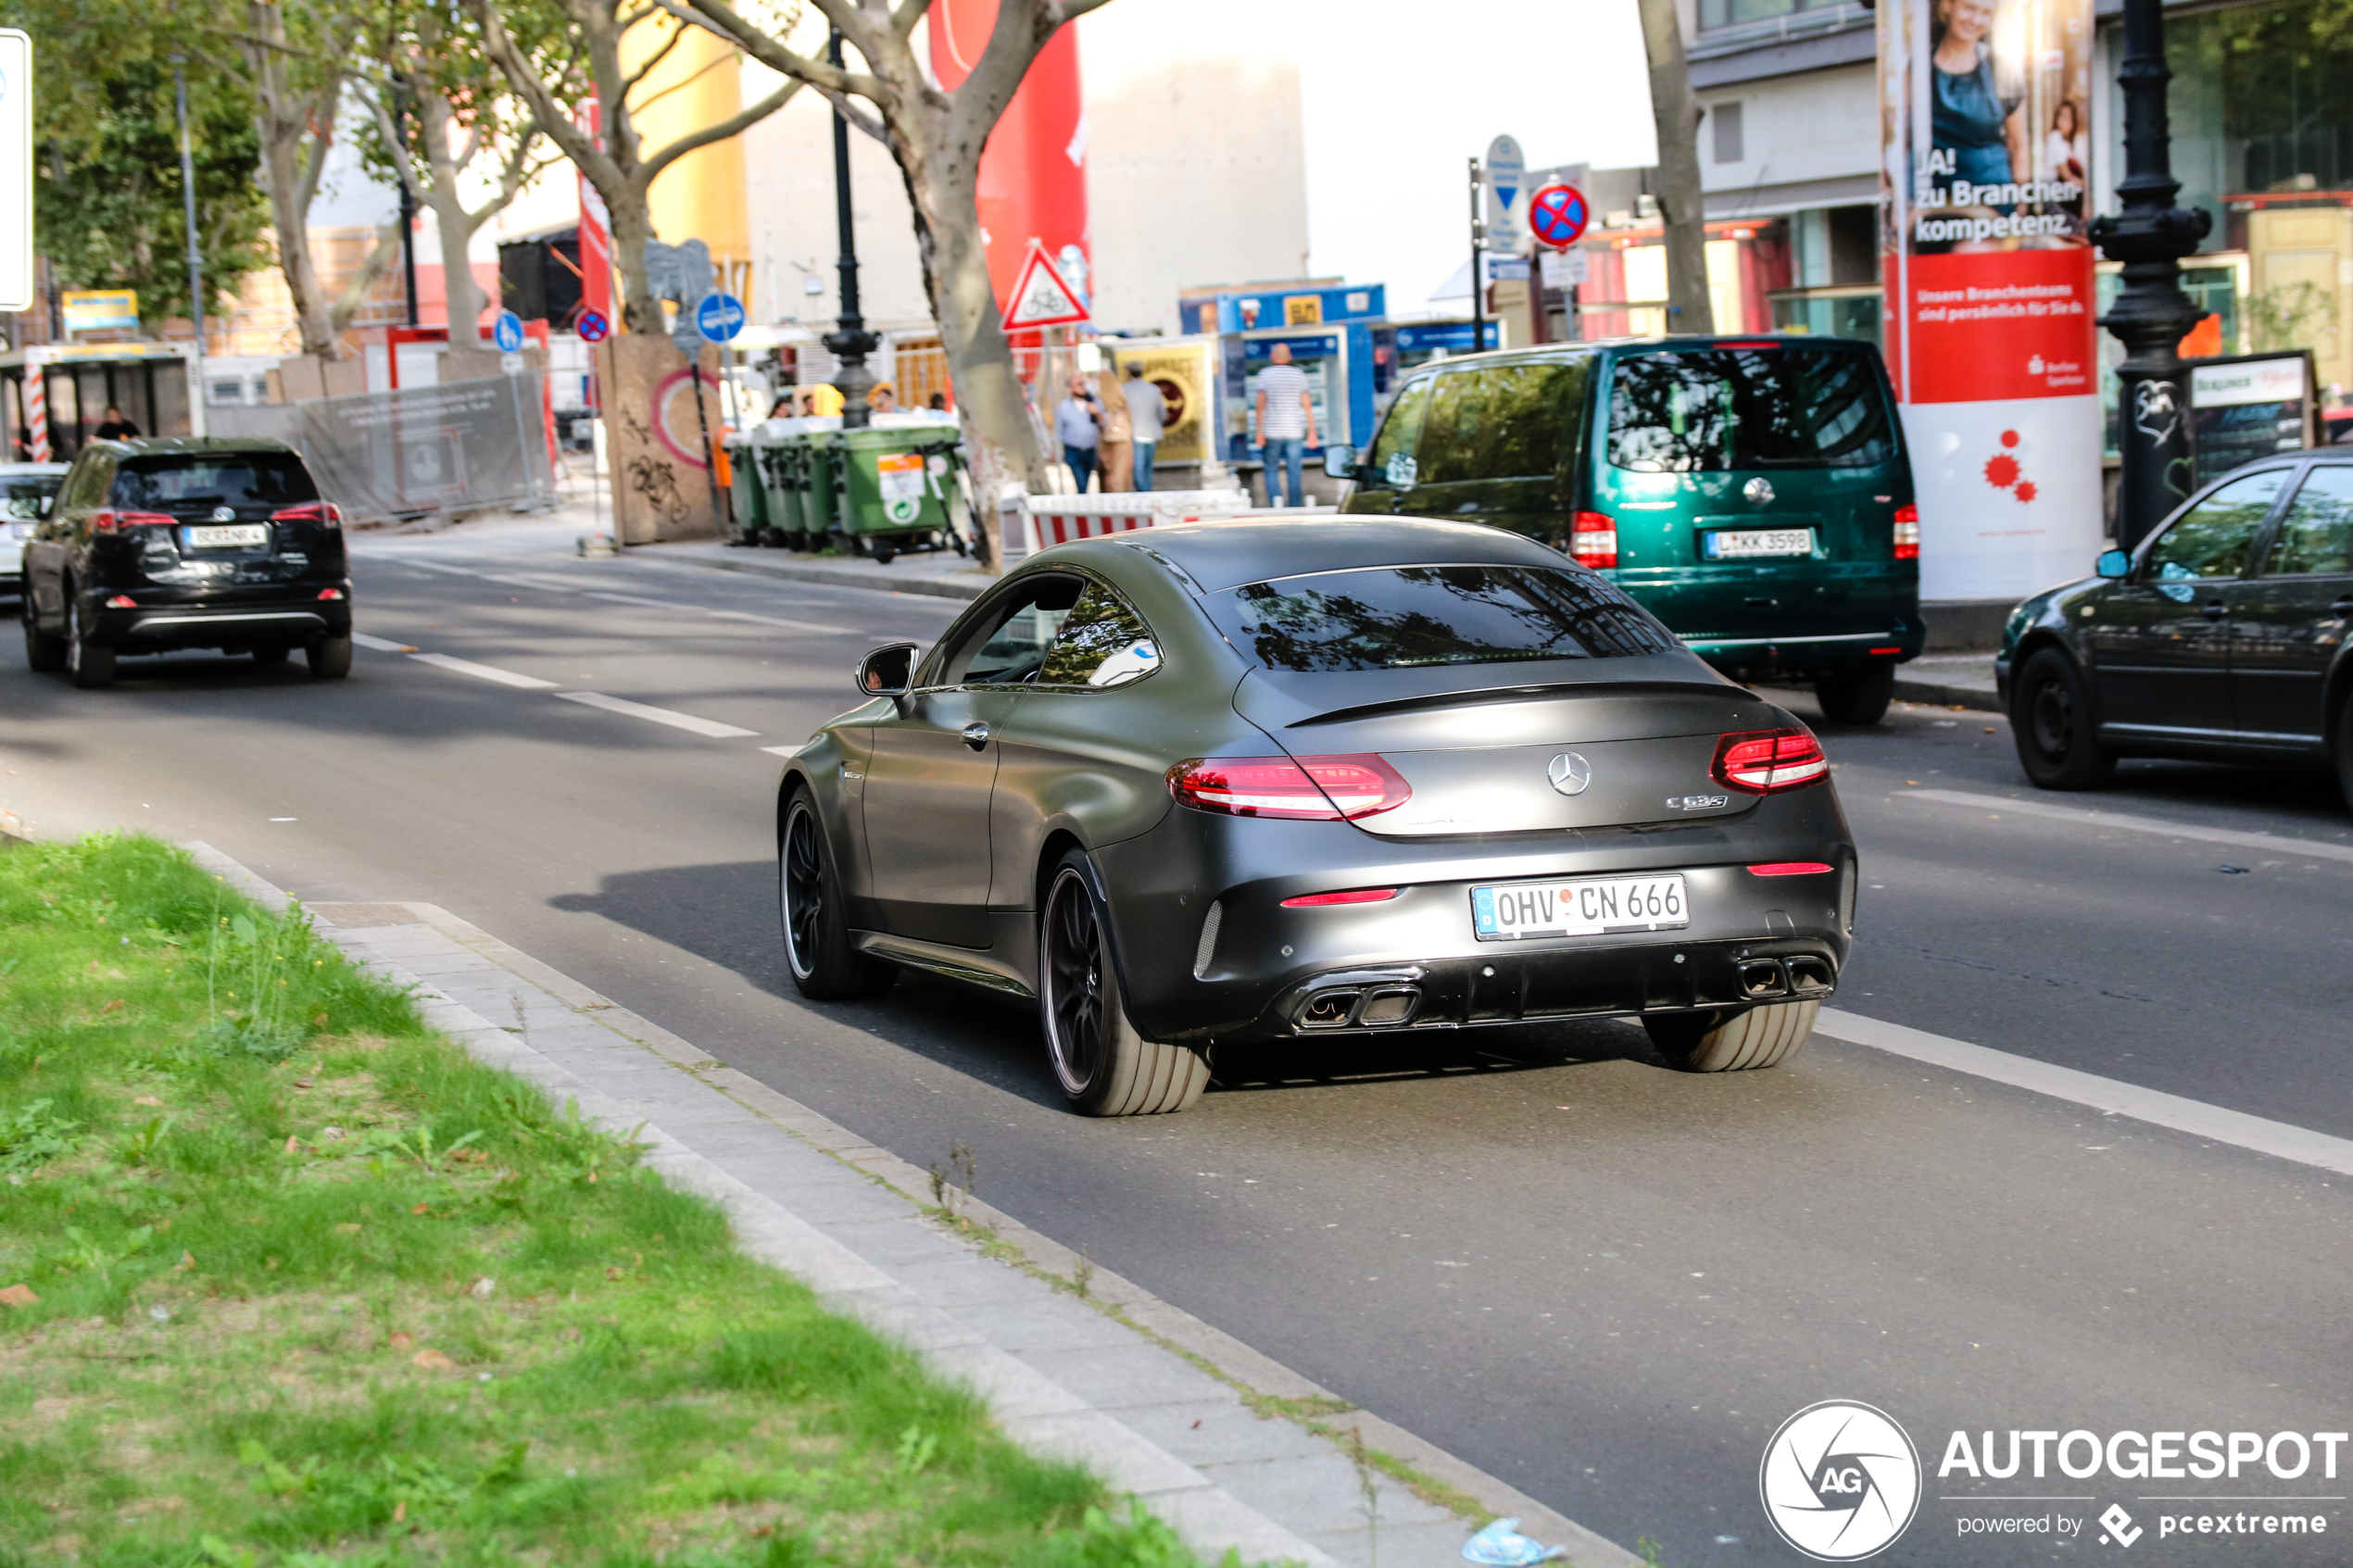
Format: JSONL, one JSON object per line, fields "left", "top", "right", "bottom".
{"left": 106, "top": 595, "right": 136, "bottom": 608}
{"left": 1745, "top": 861, "right": 1833, "bottom": 876}
{"left": 317, "top": 587, "right": 345, "bottom": 600}
{"left": 1718, "top": 340, "right": 1780, "bottom": 350}
{"left": 1893, "top": 503, "right": 1919, "bottom": 561}
{"left": 273, "top": 501, "right": 342, "bottom": 528}
{"left": 1711, "top": 728, "right": 1829, "bottom": 795}
{"left": 1868, "top": 646, "right": 1902, "bottom": 656}
{"left": 91, "top": 509, "right": 176, "bottom": 533}
{"left": 1167, "top": 754, "right": 1413, "bottom": 821}
{"left": 1280, "top": 887, "right": 1402, "bottom": 908}
{"left": 1570, "top": 510, "right": 1618, "bottom": 570}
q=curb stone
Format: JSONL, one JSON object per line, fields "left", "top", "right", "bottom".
{"left": 182, "top": 846, "right": 1642, "bottom": 1568}
{"left": 647, "top": 547, "right": 993, "bottom": 602}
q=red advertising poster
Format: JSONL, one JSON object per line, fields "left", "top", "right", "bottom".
{"left": 1881, "top": 0, "right": 2103, "bottom": 600}
{"left": 928, "top": 0, "right": 1091, "bottom": 313}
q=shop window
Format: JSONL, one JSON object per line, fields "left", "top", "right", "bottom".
{"left": 1713, "top": 103, "right": 1744, "bottom": 166}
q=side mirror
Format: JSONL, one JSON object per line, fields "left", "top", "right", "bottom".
{"left": 1322, "top": 443, "right": 1356, "bottom": 481}
{"left": 2095, "top": 548, "right": 2130, "bottom": 580}
{"left": 856, "top": 642, "right": 917, "bottom": 697}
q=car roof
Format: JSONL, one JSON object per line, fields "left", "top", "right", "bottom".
{"left": 90, "top": 436, "right": 299, "bottom": 458}
{"left": 1072, "top": 515, "right": 1575, "bottom": 593}
{"left": 1393, "top": 332, "right": 1880, "bottom": 382}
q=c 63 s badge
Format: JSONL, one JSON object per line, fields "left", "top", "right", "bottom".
{"left": 1667, "top": 794, "right": 1730, "bottom": 810}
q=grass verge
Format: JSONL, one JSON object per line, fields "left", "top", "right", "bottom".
{"left": 0, "top": 834, "right": 1219, "bottom": 1568}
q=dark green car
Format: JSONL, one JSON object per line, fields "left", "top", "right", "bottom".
{"left": 1336, "top": 336, "right": 1923, "bottom": 722}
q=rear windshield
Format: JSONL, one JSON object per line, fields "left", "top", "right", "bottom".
{"left": 0, "top": 474, "right": 59, "bottom": 520}
{"left": 111, "top": 456, "right": 318, "bottom": 511}
{"left": 1207, "top": 565, "right": 1677, "bottom": 672}
{"left": 1606, "top": 347, "right": 1895, "bottom": 472}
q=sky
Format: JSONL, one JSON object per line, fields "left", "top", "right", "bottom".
{"left": 1294, "top": 0, "right": 1658, "bottom": 309}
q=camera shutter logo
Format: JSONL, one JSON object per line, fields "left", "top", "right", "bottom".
{"left": 1759, "top": 1400, "right": 1921, "bottom": 1561}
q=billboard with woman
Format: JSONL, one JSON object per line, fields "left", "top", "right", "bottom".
{"left": 1882, "top": 0, "right": 2102, "bottom": 599}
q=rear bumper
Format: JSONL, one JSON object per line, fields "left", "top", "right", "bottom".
{"left": 1683, "top": 628, "right": 1924, "bottom": 678}
{"left": 89, "top": 592, "right": 353, "bottom": 650}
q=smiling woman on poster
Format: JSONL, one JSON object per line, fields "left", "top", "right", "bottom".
{"left": 1931, "top": 0, "right": 2027, "bottom": 191}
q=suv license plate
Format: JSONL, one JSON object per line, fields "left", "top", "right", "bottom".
{"left": 185, "top": 523, "right": 269, "bottom": 548}
{"left": 1705, "top": 527, "right": 1813, "bottom": 559}
{"left": 1471, "top": 873, "right": 1690, "bottom": 941}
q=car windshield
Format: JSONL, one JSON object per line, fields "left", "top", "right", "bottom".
{"left": 0, "top": 475, "right": 59, "bottom": 520}
{"left": 1206, "top": 565, "right": 1677, "bottom": 672}
{"left": 1606, "top": 346, "right": 1896, "bottom": 471}
{"left": 111, "top": 456, "right": 318, "bottom": 511}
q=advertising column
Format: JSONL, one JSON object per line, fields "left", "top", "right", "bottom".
{"left": 928, "top": 0, "right": 1090, "bottom": 311}
{"left": 1881, "top": 0, "right": 2102, "bottom": 601}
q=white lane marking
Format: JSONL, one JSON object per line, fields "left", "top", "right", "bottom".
{"left": 1901, "top": 786, "right": 2353, "bottom": 867}
{"left": 554, "top": 690, "right": 759, "bottom": 738}
{"left": 585, "top": 591, "right": 691, "bottom": 609}
{"left": 1816, "top": 1008, "right": 2353, "bottom": 1178}
{"left": 408, "top": 652, "right": 560, "bottom": 689}
{"left": 381, "top": 558, "right": 476, "bottom": 575}
{"left": 350, "top": 633, "right": 418, "bottom": 652}
{"left": 759, "top": 746, "right": 799, "bottom": 758}
{"left": 707, "top": 608, "right": 856, "bottom": 633}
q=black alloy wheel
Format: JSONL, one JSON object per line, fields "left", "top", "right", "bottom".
{"left": 1043, "top": 866, "right": 1109, "bottom": 1098}
{"left": 2334, "top": 689, "right": 2353, "bottom": 813}
{"left": 777, "top": 793, "right": 893, "bottom": 999}
{"left": 66, "top": 595, "right": 116, "bottom": 689}
{"left": 22, "top": 595, "right": 66, "bottom": 671}
{"left": 1813, "top": 662, "right": 1895, "bottom": 726}
{"left": 2011, "top": 646, "right": 2114, "bottom": 790}
{"left": 1038, "top": 850, "right": 1211, "bottom": 1116}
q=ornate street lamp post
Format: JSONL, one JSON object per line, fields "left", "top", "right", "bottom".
{"left": 823, "top": 28, "right": 879, "bottom": 431}
{"left": 2090, "top": 0, "right": 2212, "bottom": 551}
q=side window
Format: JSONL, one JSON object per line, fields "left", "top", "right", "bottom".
{"left": 1038, "top": 582, "right": 1161, "bottom": 688}
{"left": 1416, "top": 372, "right": 1484, "bottom": 484}
{"left": 1365, "top": 378, "right": 1434, "bottom": 487}
{"left": 56, "top": 457, "right": 106, "bottom": 533}
{"left": 1465, "top": 360, "right": 1586, "bottom": 481}
{"left": 936, "top": 573, "right": 1086, "bottom": 686}
{"left": 2145, "top": 470, "right": 2288, "bottom": 582}
{"left": 2265, "top": 467, "right": 2353, "bottom": 576}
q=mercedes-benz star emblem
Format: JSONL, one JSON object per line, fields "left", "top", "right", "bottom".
{"left": 1546, "top": 752, "right": 1592, "bottom": 796}
{"left": 1744, "top": 477, "right": 1775, "bottom": 505}
{"left": 211, "top": 506, "right": 237, "bottom": 521}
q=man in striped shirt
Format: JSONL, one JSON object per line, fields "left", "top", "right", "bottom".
{"left": 1252, "top": 345, "right": 1316, "bottom": 507}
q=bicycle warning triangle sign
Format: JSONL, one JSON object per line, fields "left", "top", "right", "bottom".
{"left": 1000, "top": 245, "right": 1090, "bottom": 331}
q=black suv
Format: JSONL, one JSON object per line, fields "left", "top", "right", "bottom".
{"left": 20, "top": 438, "right": 353, "bottom": 688}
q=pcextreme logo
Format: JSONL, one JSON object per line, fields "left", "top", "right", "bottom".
{"left": 1759, "top": 1400, "right": 1923, "bottom": 1561}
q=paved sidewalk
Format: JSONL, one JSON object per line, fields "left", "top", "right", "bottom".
{"left": 646, "top": 537, "right": 995, "bottom": 602}
{"left": 1894, "top": 654, "right": 1999, "bottom": 713}
{"left": 186, "top": 845, "right": 1640, "bottom": 1568}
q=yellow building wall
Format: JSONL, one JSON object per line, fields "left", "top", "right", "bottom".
{"left": 623, "top": 19, "right": 750, "bottom": 298}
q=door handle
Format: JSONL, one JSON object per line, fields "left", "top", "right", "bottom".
{"left": 961, "top": 721, "right": 991, "bottom": 750}
{"left": 2202, "top": 601, "right": 2227, "bottom": 621}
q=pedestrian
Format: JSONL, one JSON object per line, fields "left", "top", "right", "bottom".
{"left": 927, "top": 391, "right": 949, "bottom": 411}
{"left": 1096, "top": 369, "right": 1134, "bottom": 492}
{"left": 768, "top": 392, "right": 795, "bottom": 419}
{"left": 1054, "top": 380, "right": 1102, "bottom": 494}
{"left": 870, "top": 383, "right": 897, "bottom": 414}
{"left": 94, "top": 404, "right": 141, "bottom": 441}
{"left": 1120, "top": 363, "right": 1166, "bottom": 493}
{"left": 1253, "top": 345, "right": 1315, "bottom": 507}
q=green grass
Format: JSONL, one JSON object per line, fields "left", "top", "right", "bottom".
{"left": 0, "top": 834, "right": 1218, "bottom": 1568}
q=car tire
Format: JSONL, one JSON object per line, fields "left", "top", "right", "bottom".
{"left": 1039, "top": 849, "right": 1209, "bottom": 1116}
{"left": 306, "top": 635, "right": 352, "bottom": 680}
{"left": 22, "top": 596, "right": 66, "bottom": 672}
{"left": 252, "top": 646, "right": 289, "bottom": 665}
{"left": 778, "top": 791, "right": 896, "bottom": 1000}
{"left": 1644, "top": 998, "right": 1818, "bottom": 1072}
{"left": 2010, "top": 646, "right": 2114, "bottom": 790}
{"left": 1813, "top": 663, "right": 1895, "bottom": 725}
{"left": 2334, "top": 689, "right": 2353, "bottom": 813}
{"left": 66, "top": 596, "right": 115, "bottom": 689}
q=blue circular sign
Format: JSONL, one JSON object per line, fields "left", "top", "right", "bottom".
{"left": 695, "top": 292, "right": 747, "bottom": 343}
{"left": 494, "top": 310, "right": 525, "bottom": 352}
{"left": 1529, "top": 183, "right": 1590, "bottom": 250}
{"left": 575, "top": 307, "right": 610, "bottom": 344}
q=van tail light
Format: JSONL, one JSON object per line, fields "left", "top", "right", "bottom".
{"left": 91, "top": 509, "right": 176, "bottom": 534}
{"left": 1570, "top": 511, "right": 1618, "bottom": 570}
{"left": 1168, "top": 754, "right": 1413, "bottom": 821}
{"left": 1893, "top": 504, "right": 1919, "bottom": 560}
{"left": 272, "top": 501, "right": 342, "bottom": 528}
{"left": 1711, "top": 728, "right": 1830, "bottom": 795}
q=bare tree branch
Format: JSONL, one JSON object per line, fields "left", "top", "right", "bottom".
{"left": 640, "top": 75, "right": 801, "bottom": 180}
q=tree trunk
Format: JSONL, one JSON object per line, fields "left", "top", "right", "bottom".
{"left": 418, "top": 92, "right": 487, "bottom": 341}
{"left": 259, "top": 128, "right": 339, "bottom": 358}
{"left": 605, "top": 182, "right": 662, "bottom": 336}
{"left": 1639, "top": 0, "right": 1713, "bottom": 334}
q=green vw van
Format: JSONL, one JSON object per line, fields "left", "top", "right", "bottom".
{"left": 1335, "top": 336, "right": 1922, "bottom": 722}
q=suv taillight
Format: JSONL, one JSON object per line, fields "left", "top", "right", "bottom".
{"left": 91, "top": 508, "right": 177, "bottom": 533}
{"left": 1167, "top": 755, "right": 1413, "bottom": 821}
{"left": 1893, "top": 504, "right": 1919, "bottom": 561}
{"left": 1570, "top": 511, "right": 1618, "bottom": 570}
{"left": 272, "top": 501, "right": 342, "bottom": 528}
{"left": 1711, "top": 728, "right": 1829, "bottom": 795}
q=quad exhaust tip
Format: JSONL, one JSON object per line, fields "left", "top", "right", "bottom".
{"left": 1740, "top": 956, "right": 1835, "bottom": 1001}
{"left": 1298, "top": 983, "right": 1423, "bottom": 1030}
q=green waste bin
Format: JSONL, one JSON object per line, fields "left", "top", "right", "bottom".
{"left": 758, "top": 436, "right": 803, "bottom": 546}
{"left": 724, "top": 433, "right": 768, "bottom": 543}
{"left": 799, "top": 430, "right": 840, "bottom": 543}
{"left": 833, "top": 425, "right": 966, "bottom": 562}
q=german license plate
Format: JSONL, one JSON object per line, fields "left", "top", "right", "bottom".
{"left": 186, "top": 523, "right": 268, "bottom": 548}
{"left": 1704, "top": 527, "right": 1813, "bottom": 559}
{"left": 1470, "top": 873, "right": 1690, "bottom": 941}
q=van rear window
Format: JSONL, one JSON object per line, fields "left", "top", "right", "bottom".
{"left": 1606, "top": 347, "right": 1895, "bottom": 472}
{"left": 1208, "top": 565, "right": 1677, "bottom": 672}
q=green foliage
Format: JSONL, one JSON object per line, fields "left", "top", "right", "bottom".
{"left": 2250, "top": 281, "right": 2340, "bottom": 358}
{"left": 0, "top": 834, "right": 1230, "bottom": 1568}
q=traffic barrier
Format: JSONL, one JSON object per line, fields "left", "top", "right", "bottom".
{"left": 1014, "top": 489, "right": 1256, "bottom": 556}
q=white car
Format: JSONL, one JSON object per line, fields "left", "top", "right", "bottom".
{"left": 0, "top": 461, "right": 67, "bottom": 594}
